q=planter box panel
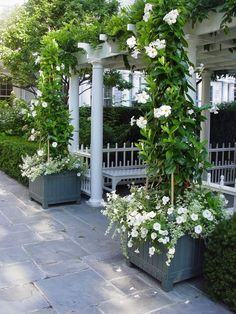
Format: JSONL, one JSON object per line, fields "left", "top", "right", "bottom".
{"left": 128, "top": 235, "right": 204, "bottom": 291}
{"left": 29, "top": 171, "right": 81, "bottom": 209}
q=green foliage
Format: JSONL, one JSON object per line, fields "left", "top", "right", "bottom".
{"left": 0, "top": 134, "right": 37, "bottom": 185}
{"left": 104, "top": 70, "right": 133, "bottom": 91}
{"left": 79, "top": 107, "right": 144, "bottom": 146}
{"left": 204, "top": 213, "right": 236, "bottom": 312}
{"left": 0, "top": 96, "right": 28, "bottom": 136}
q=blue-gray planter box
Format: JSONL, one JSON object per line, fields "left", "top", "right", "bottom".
{"left": 29, "top": 171, "right": 81, "bottom": 209}
{"left": 127, "top": 235, "right": 204, "bottom": 291}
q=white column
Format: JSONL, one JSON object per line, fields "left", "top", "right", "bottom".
{"left": 88, "top": 60, "right": 104, "bottom": 207}
{"left": 200, "top": 71, "right": 212, "bottom": 148}
{"left": 185, "top": 34, "right": 198, "bottom": 104}
{"left": 68, "top": 74, "right": 80, "bottom": 152}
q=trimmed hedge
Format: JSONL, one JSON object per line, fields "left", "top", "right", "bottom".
{"left": 79, "top": 106, "right": 145, "bottom": 146}
{"left": 0, "top": 134, "right": 37, "bottom": 185}
{"left": 204, "top": 213, "right": 236, "bottom": 312}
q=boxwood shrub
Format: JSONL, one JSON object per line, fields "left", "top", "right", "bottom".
{"left": 204, "top": 213, "right": 236, "bottom": 312}
{"left": 0, "top": 134, "right": 37, "bottom": 185}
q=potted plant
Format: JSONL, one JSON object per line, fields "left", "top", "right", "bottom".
{"left": 20, "top": 35, "right": 85, "bottom": 208}
{"left": 102, "top": 2, "right": 228, "bottom": 291}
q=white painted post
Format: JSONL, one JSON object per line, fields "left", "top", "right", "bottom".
{"left": 87, "top": 60, "right": 104, "bottom": 207}
{"left": 200, "top": 71, "right": 212, "bottom": 148}
{"left": 68, "top": 73, "right": 80, "bottom": 152}
{"left": 185, "top": 34, "right": 198, "bottom": 104}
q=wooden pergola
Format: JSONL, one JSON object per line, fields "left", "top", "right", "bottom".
{"left": 68, "top": 9, "right": 236, "bottom": 207}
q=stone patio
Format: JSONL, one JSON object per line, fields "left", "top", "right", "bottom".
{"left": 0, "top": 171, "right": 232, "bottom": 314}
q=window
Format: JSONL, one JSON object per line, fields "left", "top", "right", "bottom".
{"left": 104, "top": 86, "right": 112, "bottom": 107}
{"left": 0, "top": 79, "right": 13, "bottom": 100}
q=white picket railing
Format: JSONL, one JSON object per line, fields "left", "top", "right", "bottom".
{"left": 203, "top": 173, "right": 236, "bottom": 212}
{"left": 208, "top": 142, "right": 236, "bottom": 184}
{"left": 77, "top": 143, "right": 145, "bottom": 195}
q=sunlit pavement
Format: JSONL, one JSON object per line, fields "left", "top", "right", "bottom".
{"left": 0, "top": 171, "right": 232, "bottom": 314}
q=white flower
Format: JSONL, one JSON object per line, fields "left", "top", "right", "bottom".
{"left": 149, "top": 246, "right": 155, "bottom": 257}
{"left": 168, "top": 247, "right": 175, "bottom": 255}
{"left": 144, "top": 3, "right": 153, "bottom": 13}
{"left": 159, "top": 230, "right": 168, "bottom": 236}
{"left": 167, "top": 207, "right": 174, "bottom": 215}
{"left": 194, "top": 225, "right": 202, "bottom": 234}
{"left": 39, "top": 70, "right": 43, "bottom": 76}
{"left": 151, "top": 232, "right": 157, "bottom": 240}
{"left": 203, "top": 209, "right": 213, "bottom": 221}
{"left": 131, "top": 229, "right": 139, "bottom": 238}
{"left": 77, "top": 173, "right": 81, "bottom": 177}
{"left": 136, "top": 116, "right": 147, "bottom": 129}
{"left": 152, "top": 39, "right": 166, "bottom": 50}
{"left": 128, "top": 240, "right": 133, "bottom": 248}
{"left": 140, "top": 227, "right": 148, "bottom": 238}
{"left": 61, "top": 64, "right": 65, "bottom": 70}
{"left": 191, "top": 213, "right": 198, "bottom": 221}
{"left": 31, "top": 128, "right": 35, "bottom": 134}
{"left": 29, "top": 135, "right": 35, "bottom": 141}
{"left": 127, "top": 36, "right": 136, "bottom": 49}
{"left": 56, "top": 65, "right": 61, "bottom": 71}
{"left": 21, "top": 108, "right": 27, "bottom": 115}
{"left": 162, "top": 196, "right": 170, "bottom": 205}
{"left": 130, "top": 116, "right": 136, "bottom": 126}
{"left": 163, "top": 9, "right": 179, "bottom": 25}
{"left": 36, "top": 90, "right": 42, "bottom": 97}
{"left": 35, "top": 56, "right": 41, "bottom": 64}
{"left": 154, "top": 105, "right": 172, "bottom": 118}
{"left": 32, "top": 52, "right": 38, "bottom": 57}
{"left": 42, "top": 102, "right": 48, "bottom": 108}
{"left": 52, "top": 142, "right": 58, "bottom": 148}
{"left": 188, "top": 66, "right": 195, "bottom": 75}
{"left": 131, "top": 49, "right": 140, "bottom": 59}
{"left": 37, "top": 149, "right": 44, "bottom": 157}
{"left": 31, "top": 111, "right": 37, "bottom": 117}
{"left": 134, "top": 249, "right": 140, "bottom": 254}
{"left": 143, "top": 12, "right": 151, "bottom": 22}
{"left": 145, "top": 46, "right": 158, "bottom": 58}
{"left": 147, "top": 211, "right": 156, "bottom": 219}
{"left": 176, "top": 216, "right": 184, "bottom": 224}
{"left": 177, "top": 207, "right": 187, "bottom": 214}
{"left": 188, "top": 109, "right": 194, "bottom": 115}
{"left": 153, "top": 222, "right": 161, "bottom": 231}
{"left": 135, "top": 91, "right": 149, "bottom": 104}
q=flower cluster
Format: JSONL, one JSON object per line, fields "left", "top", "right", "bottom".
{"left": 163, "top": 9, "right": 179, "bottom": 25}
{"left": 154, "top": 105, "right": 172, "bottom": 118}
{"left": 20, "top": 153, "right": 86, "bottom": 182}
{"left": 143, "top": 3, "right": 153, "bottom": 22}
{"left": 145, "top": 39, "right": 166, "bottom": 58}
{"left": 135, "top": 90, "right": 149, "bottom": 104}
{"left": 102, "top": 185, "right": 228, "bottom": 266}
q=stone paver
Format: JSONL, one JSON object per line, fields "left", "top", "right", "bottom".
{"left": 0, "top": 171, "right": 233, "bottom": 314}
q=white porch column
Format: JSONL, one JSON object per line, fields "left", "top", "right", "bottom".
{"left": 88, "top": 60, "right": 104, "bottom": 207}
{"left": 200, "top": 71, "right": 212, "bottom": 148}
{"left": 185, "top": 34, "right": 198, "bottom": 104}
{"left": 68, "top": 74, "right": 80, "bottom": 152}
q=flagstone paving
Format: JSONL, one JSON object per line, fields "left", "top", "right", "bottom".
{"left": 0, "top": 171, "right": 233, "bottom": 314}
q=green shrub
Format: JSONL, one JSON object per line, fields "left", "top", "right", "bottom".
{"left": 204, "top": 213, "right": 236, "bottom": 312}
{"left": 79, "top": 106, "right": 145, "bottom": 146}
{"left": 0, "top": 134, "right": 37, "bottom": 185}
{"left": 0, "top": 97, "right": 29, "bottom": 136}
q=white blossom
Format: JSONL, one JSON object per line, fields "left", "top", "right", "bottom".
{"left": 176, "top": 216, "right": 184, "bottom": 224}
{"left": 136, "top": 116, "right": 147, "bottom": 129}
{"left": 163, "top": 9, "right": 179, "bottom": 25}
{"left": 154, "top": 105, "right": 171, "bottom": 118}
{"left": 162, "top": 196, "right": 170, "bottom": 205}
{"left": 131, "top": 49, "right": 140, "bottom": 59}
{"left": 36, "top": 90, "right": 42, "bottom": 97}
{"left": 29, "top": 135, "right": 35, "bottom": 141}
{"left": 191, "top": 213, "right": 198, "bottom": 221}
{"left": 144, "top": 3, "right": 153, "bottom": 13}
{"left": 153, "top": 222, "right": 161, "bottom": 231}
{"left": 135, "top": 91, "right": 149, "bottom": 104}
{"left": 56, "top": 65, "right": 61, "bottom": 71}
{"left": 143, "top": 12, "right": 151, "bottom": 22}
{"left": 151, "top": 39, "right": 166, "bottom": 50}
{"left": 134, "top": 249, "right": 140, "bottom": 254}
{"left": 37, "top": 149, "right": 44, "bottom": 157}
{"left": 35, "top": 56, "right": 41, "bottom": 64}
{"left": 167, "top": 207, "right": 174, "bottom": 215}
{"left": 131, "top": 229, "right": 139, "bottom": 238}
{"left": 127, "top": 36, "right": 136, "bottom": 49}
{"left": 149, "top": 246, "right": 155, "bottom": 257}
{"left": 168, "top": 247, "right": 175, "bottom": 255}
{"left": 159, "top": 230, "right": 168, "bottom": 236}
{"left": 145, "top": 46, "right": 158, "bottom": 58}
{"left": 194, "top": 225, "right": 202, "bottom": 234}
{"left": 151, "top": 232, "right": 157, "bottom": 240}
{"left": 188, "top": 109, "right": 194, "bottom": 115}
{"left": 188, "top": 66, "right": 195, "bottom": 75}
{"left": 52, "top": 142, "right": 58, "bottom": 148}
{"left": 128, "top": 240, "right": 133, "bottom": 247}
{"left": 177, "top": 207, "right": 187, "bottom": 214}
{"left": 130, "top": 116, "right": 136, "bottom": 126}
{"left": 203, "top": 209, "right": 213, "bottom": 221}
{"left": 32, "top": 111, "right": 37, "bottom": 117}
{"left": 42, "top": 102, "right": 48, "bottom": 108}
{"left": 141, "top": 227, "right": 148, "bottom": 238}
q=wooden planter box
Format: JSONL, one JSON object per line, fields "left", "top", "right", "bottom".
{"left": 29, "top": 171, "right": 81, "bottom": 209}
{"left": 127, "top": 235, "right": 204, "bottom": 292}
